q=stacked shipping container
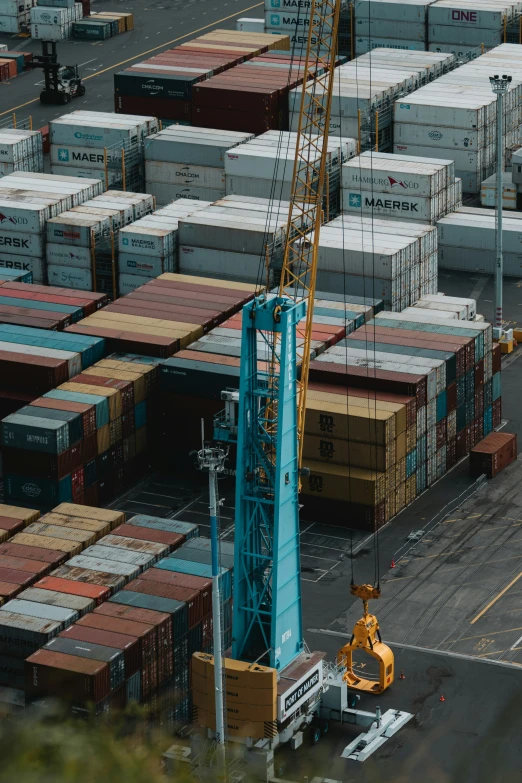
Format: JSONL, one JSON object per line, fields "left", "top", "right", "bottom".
{"left": 0, "top": 281, "right": 107, "bottom": 330}
{"left": 0, "top": 128, "right": 43, "bottom": 178}
{"left": 66, "top": 273, "right": 257, "bottom": 358}
{"left": 304, "top": 308, "right": 500, "bottom": 525}
{"left": 114, "top": 30, "right": 289, "bottom": 125}
{"left": 2, "top": 353, "right": 161, "bottom": 507}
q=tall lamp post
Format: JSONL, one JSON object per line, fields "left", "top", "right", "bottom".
{"left": 489, "top": 73, "right": 512, "bottom": 339}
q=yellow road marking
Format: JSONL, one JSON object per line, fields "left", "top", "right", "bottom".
{"left": 0, "top": 2, "right": 263, "bottom": 118}
{"left": 471, "top": 572, "right": 522, "bottom": 625}
{"left": 448, "top": 625, "right": 522, "bottom": 643}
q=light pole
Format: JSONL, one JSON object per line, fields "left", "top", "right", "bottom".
{"left": 489, "top": 73, "right": 512, "bottom": 339}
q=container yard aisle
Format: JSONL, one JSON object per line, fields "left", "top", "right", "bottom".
{"left": 0, "top": 0, "right": 264, "bottom": 127}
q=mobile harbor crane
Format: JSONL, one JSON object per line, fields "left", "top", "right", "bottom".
{"left": 190, "top": 0, "right": 411, "bottom": 775}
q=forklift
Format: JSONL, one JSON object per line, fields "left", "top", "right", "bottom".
{"left": 29, "top": 41, "right": 85, "bottom": 105}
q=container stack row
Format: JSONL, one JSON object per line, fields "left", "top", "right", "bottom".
{"left": 31, "top": 1, "right": 83, "bottom": 42}
{"left": 0, "top": 129, "right": 42, "bottom": 178}
{"left": 353, "top": 0, "right": 522, "bottom": 56}
{"left": 342, "top": 151, "right": 461, "bottom": 224}
{"left": 114, "top": 30, "right": 290, "bottom": 126}
{"left": 393, "top": 44, "right": 522, "bottom": 193}
{"left": 0, "top": 0, "right": 31, "bottom": 34}
{"left": 46, "top": 190, "right": 155, "bottom": 296}
{"left": 312, "top": 213, "right": 438, "bottom": 310}
{"left": 224, "top": 131, "right": 357, "bottom": 221}
{"left": 66, "top": 273, "right": 257, "bottom": 358}
{"left": 144, "top": 126, "right": 254, "bottom": 206}
{"left": 117, "top": 199, "right": 213, "bottom": 294}
{"left": 0, "top": 281, "right": 107, "bottom": 330}
{"left": 289, "top": 48, "right": 457, "bottom": 152}
{"left": 264, "top": 0, "right": 353, "bottom": 57}
{"left": 0, "top": 171, "right": 104, "bottom": 284}
{"left": 303, "top": 308, "right": 500, "bottom": 527}
{"left": 192, "top": 52, "right": 333, "bottom": 135}
{"left": 0, "top": 323, "right": 105, "bottom": 419}
{"left": 437, "top": 207, "right": 522, "bottom": 276}
{"left": 50, "top": 111, "right": 159, "bottom": 193}
{"left": 1, "top": 352, "right": 162, "bottom": 508}
{"left": 0, "top": 502, "right": 125, "bottom": 688}
{"left": 72, "top": 10, "right": 133, "bottom": 40}
{"left": 176, "top": 195, "right": 309, "bottom": 286}
{"left": 24, "top": 524, "right": 233, "bottom": 725}
{"left": 0, "top": 502, "right": 40, "bottom": 551}
{"left": 158, "top": 292, "right": 381, "bottom": 464}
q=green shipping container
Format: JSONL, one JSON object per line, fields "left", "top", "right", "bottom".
{"left": 1, "top": 413, "right": 69, "bottom": 454}
{"left": 4, "top": 473, "right": 73, "bottom": 506}
{"left": 72, "top": 20, "right": 112, "bottom": 39}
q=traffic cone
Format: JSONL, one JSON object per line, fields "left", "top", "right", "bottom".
{"left": 399, "top": 669, "right": 405, "bottom": 680}
{"left": 390, "top": 558, "right": 396, "bottom": 568}
{"left": 439, "top": 694, "right": 445, "bottom": 702}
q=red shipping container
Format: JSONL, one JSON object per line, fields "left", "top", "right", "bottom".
{"left": 2, "top": 282, "right": 108, "bottom": 309}
{"left": 59, "top": 623, "right": 141, "bottom": 676}
{"left": 31, "top": 397, "right": 97, "bottom": 438}
{"left": 0, "top": 350, "right": 68, "bottom": 393}
{"left": 0, "top": 567, "right": 36, "bottom": 586}
{"left": 83, "top": 432, "right": 98, "bottom": 462}
{"left": 124, "top": 577, "right": 202, "bottom": 629}
{"left": 474, "top": 388, "right": 484, "bottom": 420}
{"left": 193, "top": 106, "right": 283, "bottom": 134}
{"left": 25, "top": 649, "right": 110, "bottom": 705}
{"left": 470, "top": 431, "right": 517, "bottom": 478}
{"left": 51, "top": 564, "right": 125, "bottom": 595}
{"left": 115, "top": 93, "right": 191, "bottom": 120}
{"left": 112, "top": 523, "right": 184, "bottom": 550}
{"left": 446, "top": 382, "right": 457, "bottom": 414}
{"left": 456, "top": 426, "right": 471, "bottom": 459}
{"left": 446, "top": 437, "right": 456, "bottom": 468}
{"left": 77, "top": 614, "right": 157, "bottom": 666}
{"left": 0, "top": 580, "right": 21, "bottom": 600}
{"left": 474, "top": 359, "right": 484, "bottom": 388}
{"left": 0, "top": 58, "right": 17, "bottom": 79}
{"left": 0, "top": 542, "right": 65, "bottom": 565}
{"left": 83, "top": 483, "right": 99, "bottom": 507}
{"left": 0, "top": 554, "right": 50, "bottom": 575}
{"left": 35, "top": 575, "right": 110, "bottom": 604}
{"left": 72, "top": 466, "right": 84, "bottom": 500}
{"left": 65, "top": 324, "right": 179, "bottom": 359}
{"left": 72, "top": 373, "right": 134, "bottom": 413}
{"left": 493, "top": 398, "right": 501, "bottom": 428}
{"left": 140, "top": 568, "right": 212, "bottom": 616}
{"left": 39, "top": 125, "right": 50, "bottom": 154}
{"left": 0, "top": 515, "right": 26, "bottom": 534}
{"left": 0, "top": 61, "right": 9, "bottom": 82}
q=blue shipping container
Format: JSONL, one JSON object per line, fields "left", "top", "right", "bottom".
{"left": 436, "top": 390, "right": 447, "bottom": 422}
{"left": 134, "top": 401, "right": 147, "bottom": 430}
{"left": 492, "top": 372, "right": 501, "bottom": 402}
{"left": 45, "top": 389, "right": 109, "bottom": 429}
{"left": 155, "top": 557, "right": 231, "bottom": 600}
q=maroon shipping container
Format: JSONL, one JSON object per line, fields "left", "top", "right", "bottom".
{"left": 141, "top": 278, "right": 254, "bottom": 303}
{"left": 474, "top": 359, "right": 484, "bottom": 388}
{"left": 0, "top": 580, "right": 21, "bottom": 600}
{"left": 193, "top": 106, "right": 283, "bottom": 133}
{"left": 447, "top": 437, "right": 456, "bottom": 468}
{"left": 94, "top": 604, "right": 173, "bottom": 685}
{"left": 72, "top": 466, "right": 84, "bottom": 500}
{"left": 64, "top": 324, "right": 179, "bottom": 359}
{"left": 50, "top": 565, "right": 126, "bottom": 594}
{"left": 0, "top": 58, "right": 18, "bottom": 79}
{"left": 124, "top": 578, "right": 202, "bottom": 629}
{"left": 446, "top": 382, "right": 457, "bottom": 413}
{"left": 0, "top": 554, "right": 50, "bottom": 575}
{"left": 0, "top": 286, "right": 96, "bottom": 316}
{"left": 83, "top": 433, "right": 98, "bottom": 462}
{"left": 76, "top": 614, "right": 157, "bottom": 666}
{"left": 2, "top": 282, "right": 108, "bottom": 309}
{"left": 0, "top": 515, "right": 26, "bottom": 535}
{"left": 0, "top": 302, "right": 71, "bottom": 326}
{"left": 106, "top": 301, "right": 215, "bottom": 331}
{"left": 0, "top": 542, "right": 65, "bottom": 565}
{"left": 493, "top": 398, "right": 502, "bottom": 428}
{"left": 0, "top": 61, "right": 9, "bottom": 82}
{"left": 0, "top": 306, "right": 65, "bottom": 329}
{"left": 492, "top": 343, "right": 501, "bottom": 374}
{"left": 72, "top": 373, "right": 134, "bottom": 413}
{"left": 112, "top": 523, "right": 184, "bottom": 550}
{"left": 83, "top": 484, "right": 99, "bottom": 507}
{"left": 39, "top": 125, "right": 50, "bottom": 155}
{"left": 140, "top": 568, "right": 212, "bottom": 616}
{"left": 309, "top": 360, "right": 428, "bottom": 408}
{"left": 0, "top": 350, "right": 68, "bottom": 393}
{"left": 30, "top": 397, "right": 97, "bottom": 438}
{"left": 470, "top": 431, "right": 517, "bottom": 478}
{"left": 0, "top": 567, "right": 36, "bottom": 586}
{"left": 35, "top": 575, "right": 110, "bottom": 604}
{"left": 25, "top": 649, "right": 110, "bottom": 705}
{"left": 436, "top": 418, "right": 447, "bottom": 451}
{"left": 3, "top": 446, "right": 72, "bottom": 481}
{"left": 59, "top": 623, "right": 140, "bottom": 676}
{"left": 474, "top": 388, "right": 484, "bottom": 420}
{"left": 127, "top": 291, "right": 224, "bottom": 317}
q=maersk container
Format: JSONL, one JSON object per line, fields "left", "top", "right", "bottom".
{"left": 1, "top": 598, "right": 78, "bottom": 626}
{"left": 0, "top": 229, "right": 45, "bottom": 258}
{"left": 144, "top": 127, "right": 254, "bottom": 168}
{"left": 4, "top": 473, "right": 72, "bottom": 505}
{"left": 343, "top": 188, "right": 444, "bottom": 222}
{"left": 47, "top": 265, "right": 93, "bottom": 291}
{"left": 45, "top": 389, "right": 109, "bottom": 429}
{"left": 50, "top": 144, "right": 120, "bottom": 171}
{"left": 118, "top": 225, "right": 175, "bottom": 258}
{"left": 2, "top": 414, "right": 70, "bottom": 454}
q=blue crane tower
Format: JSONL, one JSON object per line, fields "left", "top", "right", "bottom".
{"left": 230, "top": 293, "right": 305, "bottom": 672}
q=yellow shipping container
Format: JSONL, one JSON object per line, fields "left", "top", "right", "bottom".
{"left": 395, "top": 430, "right": 406, "bottom": 462}
{"left": 301, "top": 460, "right": 386, "bottom": 505}
{"left": 0, "top": 504, "right": 40, "bottom": 523}
{"left": 303, "top": 433, "right": 395, "bottom": 471}
{"left": 54, "top": 503, "right": 124, "bottom": 528}
{"left": 385, "top": 491, "right": 396, "bottom": 521}
{"left": 24, "top": 522, "right": 96, "bottom": 546}
{"left": 395, "top": 457, "right": 406, "bottom": 487}
{"left": 385, "top": 465, "right": 396, "bottom": 494}
{"left": 406, "top": 424, "right": 417, "bottom": 453}
{"left": 305, "top": 398, "right": 395, "bottom": 444}
{"left": 59, "top": 382, "right": 121, "bottom": 420}
{"left": 395, "top": 482, "right": 406, "bottom": 514}
{"left": 39, "top": 513, "right": 110, "bottom": 540}
{"left": 200, "top": 29, "right": 290, "bottom": 50}
{"left": 405, "top": 475, "right": 417, "bottom": 506}
{"left": 307, "top": 389, "right": 407, "bottom": 434}
{"left": 0, "top": 530, "right": 8, "bottom": 544}
{"left": 82, "top": 315, "right": 198, "bottom": 348}
{"left": 11, "top": 532, "right": 81, "bottom": 555}
{"left": 97, "top": 423, "right": 111, "bottom": 455}
{"left": 95, "top": 359, "right": 157, "bottom": 398}
{"left": 159, "top": 272, "right": 257, "bottom": 293}
{"left": 85, "top": 366, "right": 146, "bottom": 404}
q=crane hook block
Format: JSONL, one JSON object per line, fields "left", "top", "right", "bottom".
{"left": 350, "top": 583, "right": 381, "bottom": 602}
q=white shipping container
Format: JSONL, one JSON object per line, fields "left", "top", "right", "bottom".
{"left": 394, "top": 98, "right": 485, "bottom": 129}
{"left": 46, "top": 213, "right": 110, "bottom": 247}
{"left": 118, "top": 224, "right": 175, "bottom": 257}
{"left": 179, "top": 245, "right": 265, "bottom": 280}
{"left": 145, "top": 159, "right": 225, "bottom": 189}
{"left": 118, "top": 252, "right": 174, "bottom": 277}
{"left": 428, "top": 24, "right": 502, "bottom": 46}
{"left": 355, "top": 19, "right": 426, "bottom": 40}
{"left": 0, "top": 16, "right": 21, "bottom": 32}
{"left": 145, "top": 181, "right": 224, "bottom": 206}
{"left": 47, "top": 264, "right": 93, "bottom": 290}
{"left": 393, "top": 142, "right": 483, "bottom": 173}
{"left": 30, "top": 5, "right": 69, "bottom": 23}
{"left": 0, "top": 200, "right": 49, "bottom": 232}
{"left": 428, "top": 4, "right": 505, "bottom": 27}
{"left": 236, "top": 17, "right": 265, "bottom": 31}
{"left": 438, "top": 245, "right": 522, "bottom": 275}
{"left": 421, "top": 293, "right": 476, "bottom": 320}
{"left": 393, "top": 122, "right": 485, "bottom": 149}
{"left": 144, "top": 127, "right": 253, "bottom": 167}
{"left": 50, "top": 144, "right": 120, "bottom": 169}
{"left": 342, "top": 189, "right": 443, "bottom": 221}
{"left": 406, "top": 304, "right": 459, "bottom": 319}
{"left": 0, "top": 253, "right": 45, "bottom": 282}
{"left": 0, "top": 229, "right": 45, "bottom": 257}
{"left": 118, "top": 273, "right": 156, "bottom": 294}
{"left": 31, "top": 22, "right": 69, "bottom": 40}
{"left": 50, "top": 165, "right": 127, "bottom": 188}
{"left": 354, "top": 37, "right": 426, "bottom": 53}
{"left": 342, "top": 156, "right": 449, "bottom": 197}
{"left": 49, "top": 117, "right": 141, "bottom": 148}
{"left": 46, "top": 242, "right": 92, "bottom": 269}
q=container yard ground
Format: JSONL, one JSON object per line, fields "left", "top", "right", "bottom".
{"left": 274, "top": 638, "right": 522, "bottom": 781}
{"left": 0, "top": 0, "right": 264, "bottom": 128}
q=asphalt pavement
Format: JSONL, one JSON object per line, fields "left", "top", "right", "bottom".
{"left": 0, "top": 0, "right": 264, "bottom": 128}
